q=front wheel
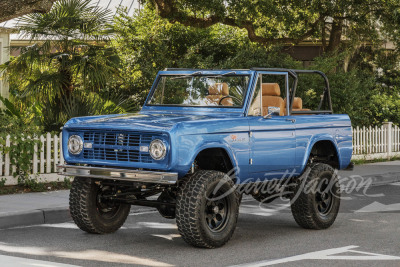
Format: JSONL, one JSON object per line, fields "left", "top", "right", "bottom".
{"left": 69, "top": 177, "right": 131, "bottom": 234}
{"left": 290, "top": 163, "right": 341, "bottom": 230}
{"left": 176, "top": 170, "right": 240, "bottom": 248}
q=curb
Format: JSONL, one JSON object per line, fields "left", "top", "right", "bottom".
{"left": 0, "top": 207, "right": 71, "bottom": 229}
{"left": 0, "top": 205, "right": 157, "bottom": 230}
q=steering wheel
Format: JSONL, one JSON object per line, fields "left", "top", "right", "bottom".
{"left": 218, "top": 95, "right": 241, "bottom": 106}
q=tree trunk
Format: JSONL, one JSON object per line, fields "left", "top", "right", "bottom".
{"left": 322, "top": 22, "right": 326, "bottom": 51}
{"left": 0, "top": 0, "right": 56, "bottom": 23}
{"left": 60, "top": 67, "right": 73, "bottom": 97}
{"left": 58, "top": 67, "right": 73, "bottom": 113}
{"left": 326, "top": 18, "right": 344, "bottom": 53}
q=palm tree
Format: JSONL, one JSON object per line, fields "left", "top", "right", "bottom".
{"left": 1, "top": 0, "right": 127, "bottom": 131}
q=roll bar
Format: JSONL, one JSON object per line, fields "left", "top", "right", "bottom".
{"left": 251, "top": 68, "right": 332, "bottom": 114}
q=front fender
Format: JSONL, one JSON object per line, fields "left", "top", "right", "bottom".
{"left": 191, "top": 142, "right": 239, "bottom": 169}
{"left": 173, "top": 133, "right": 247, "bottom": 178}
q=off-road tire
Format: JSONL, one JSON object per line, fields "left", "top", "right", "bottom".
{"left": 69, "top": 177, "right": 131, "bottom": 234}
{"left": 290, "top": 163, "right": 340, "bottom": 230}
{"left": 176, "top": 170, "right": 240, "bottom": 248}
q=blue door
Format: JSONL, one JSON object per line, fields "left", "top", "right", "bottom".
{"left": 247, "top": 72, "right": 296, "bottom": 180}
{"left": 248, "top": 117, "right": 296, "bottom": 180}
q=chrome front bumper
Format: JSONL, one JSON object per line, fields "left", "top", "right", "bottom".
{"left": 57, "top": 165, "right": 178, "bottom": 184}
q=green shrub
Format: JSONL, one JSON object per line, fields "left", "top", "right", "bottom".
{"left": 0, "top": 97, "right": 42, "bottom": 183}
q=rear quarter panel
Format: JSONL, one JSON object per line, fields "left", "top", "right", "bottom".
{"left": 294, "top": 114, "right": 353, "bottom": 174}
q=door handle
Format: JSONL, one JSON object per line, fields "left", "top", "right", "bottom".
{"left": 286, "top": 119, "right": 296, "bottom": 123}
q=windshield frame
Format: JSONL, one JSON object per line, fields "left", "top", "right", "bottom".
{"left": 143, "top": 70, "right": 254, "bottom": 112}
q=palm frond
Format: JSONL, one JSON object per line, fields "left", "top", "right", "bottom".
{"left": 18, "top": 0, "right": 113, "bottom": 41}
{"left": 2, "top": 0, "right": 124, "bottom": 132}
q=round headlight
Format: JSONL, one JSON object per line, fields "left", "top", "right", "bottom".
{"left": 68, "top": 135, "right": 83, "bottom": 155}
{"left": 149, "top": 139, "right": 166, "bottom": 160}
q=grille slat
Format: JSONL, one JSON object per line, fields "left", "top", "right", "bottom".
{"left": 81, "top": 131, "right": 164, "bottom": 163}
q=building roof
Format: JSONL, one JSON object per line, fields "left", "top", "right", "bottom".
{"left": 1, "top": 0, "right": 138, "bottom": 40}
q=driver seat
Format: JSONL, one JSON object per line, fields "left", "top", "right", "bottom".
{"left": 262, "top": 83, "right": 285, "bottom": 116}
{"left": 206, "top": 83, "right": 233, "bottom": 106}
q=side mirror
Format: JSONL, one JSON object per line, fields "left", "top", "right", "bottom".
{"left": 263, "top": 107, "right": 280, "bottom": 119}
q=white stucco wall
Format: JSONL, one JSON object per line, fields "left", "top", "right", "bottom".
{"left": 0, "top": 30, "right": 10, "bottom": 108}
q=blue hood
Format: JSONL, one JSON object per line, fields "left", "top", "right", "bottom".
{"left": 63, "top": 112, "right": 239, "bottom": 132}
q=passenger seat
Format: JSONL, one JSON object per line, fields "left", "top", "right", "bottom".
{"left": 284, "top": 97, "right": 311, "bottom": 114}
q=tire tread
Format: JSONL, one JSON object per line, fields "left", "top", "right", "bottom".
{"left": 69, "top": 177, "right": 129, "bottom": 234}
{"left": 176, "top": 170, "right": 240, "bottom": 248}
{"left": 290, "top": 163, "right": 340, "bottom": 230}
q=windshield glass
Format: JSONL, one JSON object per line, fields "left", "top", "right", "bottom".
{"left": 147, "top": 74, "right": 250, "bottom": 107}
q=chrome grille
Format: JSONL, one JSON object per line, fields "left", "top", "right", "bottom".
{"left": 81, "top": 131, "right": 163, "bottom": 163}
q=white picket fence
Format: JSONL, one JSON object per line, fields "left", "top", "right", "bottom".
{"left": 0, "top": 133, "right": 65, "bottom": 185}
{"left": 0, "top": 123, "right": 399, "bottom": 185}
{"left": 352, "top": 122, "right": 400, "bottom": 160}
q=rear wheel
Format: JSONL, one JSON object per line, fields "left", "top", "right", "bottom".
{"left": 176, "top": 170, "right": 240, "bottom": 248}
{"left": 69, "top": 177, "right": 131, "bottom": 234}
{"left": 290, "top": 163, "right": 340, "bottom": 229}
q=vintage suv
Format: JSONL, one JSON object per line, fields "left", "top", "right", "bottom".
{"left": 59, "top": 68, "right": 353, "bottom": 248}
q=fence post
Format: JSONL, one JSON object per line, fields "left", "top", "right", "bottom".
{"left": 383, "top": 122, "right": 393, "bottom": 159}
{"left": 46, "top": 132, "right": 51, "bottom": 173}
{"left": 54, "top": 134, "right": 59, "bottom": 172}
{"left": 33, "top": 138, "right": 38, "bottom": 174}
{"left": 40, "top": 135, "right": 45, "bottom": 174}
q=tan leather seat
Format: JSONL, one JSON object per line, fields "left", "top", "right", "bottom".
{"left": 284, "top": 97, "right": 310, "bottom": 113}
{"left": 205, "top": 83, "right": 233, "bottom": 106}
{"left": 262, "top": 83, "right": 285, "bottom": 116}
{"left": 292, "top": 97, "right": 303, "bottom": 110}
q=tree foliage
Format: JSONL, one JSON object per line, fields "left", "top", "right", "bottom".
{"left": 148, "top": 0, "right": 400, "bottom": 53}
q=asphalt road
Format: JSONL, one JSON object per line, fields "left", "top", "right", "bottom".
{"left": 0, "top": 181, "right": 399, "bottom": 267}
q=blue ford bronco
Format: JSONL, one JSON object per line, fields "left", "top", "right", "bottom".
{"left": 59, "top": 68, "right": 353, "bottom": 248}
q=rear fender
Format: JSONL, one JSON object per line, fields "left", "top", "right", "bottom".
{"left": 299, "top": 134, "right": 340, "bottom": 174}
